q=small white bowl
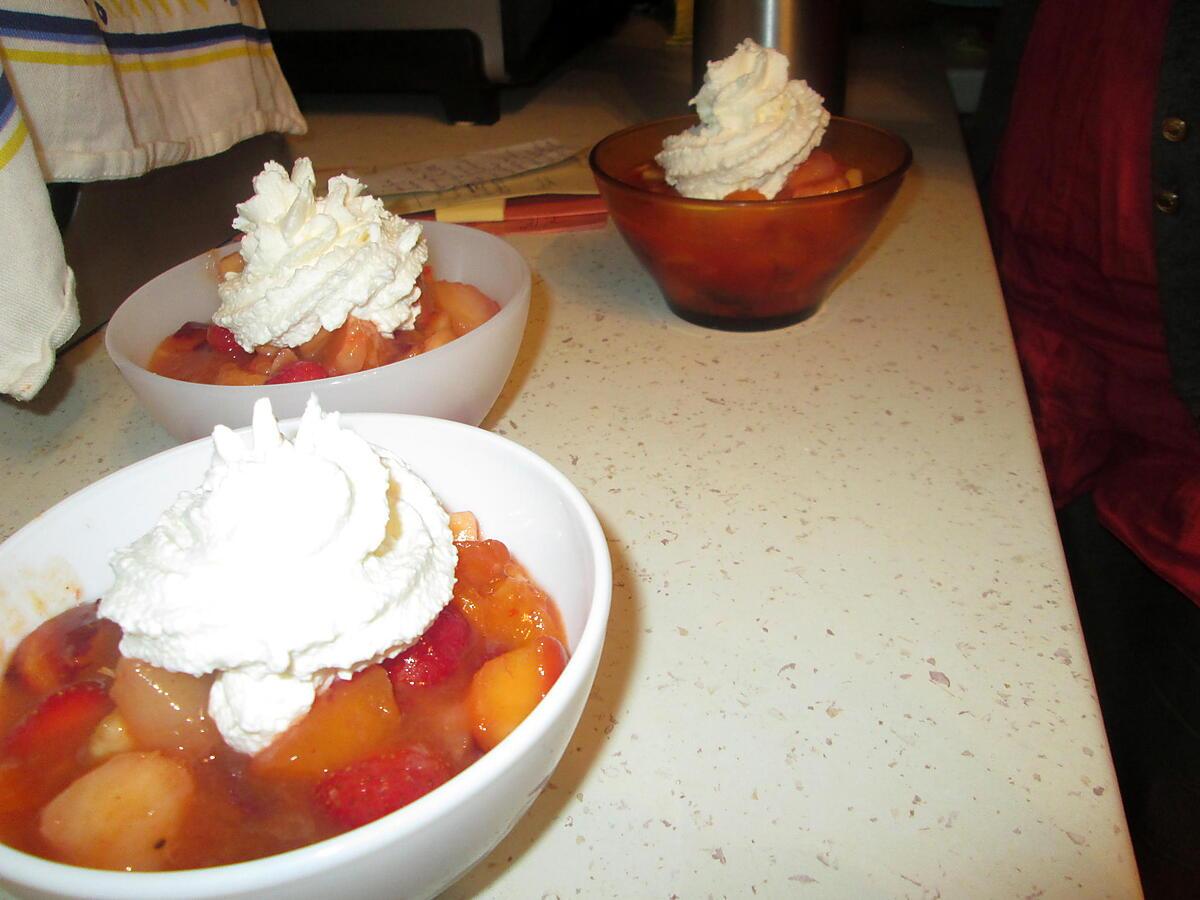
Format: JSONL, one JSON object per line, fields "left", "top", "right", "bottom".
{"left": 105, "top": 222, "right": 532, "bottom": 442}
{"left": 0, "top": 414, "right": 611, "bottom": 900}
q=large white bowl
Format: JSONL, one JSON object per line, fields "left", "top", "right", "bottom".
{"left": 0, "top": 414, "right": 611, "bottom": 900}
{"left": 105, "top": 222, "right": 532, "bottom": 442}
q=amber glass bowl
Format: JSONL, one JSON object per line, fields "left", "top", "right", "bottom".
{"left": 589, "top": 115, "right": 912, "bottom": 330}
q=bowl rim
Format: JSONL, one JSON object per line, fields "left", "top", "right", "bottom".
{"left": 588, "top": 113, "right": 914, "bottom": 207}
{"left": 0, "top": 412, "right": 612, "bottom": 899}
{"left": 103, "top": 221, "right": 533, "bottom": 393}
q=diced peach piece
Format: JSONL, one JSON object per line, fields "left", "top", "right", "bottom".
{"left": 297, "top": 327, "right": 333, "bottom": 360}
{"left": 421, "top": 328, "right": 455, "bottom": 353}
{"left": 723, "top": 188, "right": 767, "bottom": 202}
{"left": 780, "top": 150, "right": 850, "bottom": 198}
{"left": 448, "top": 511, "right": 479, "bottom": 542}
{"left": 39, "top": 751, "right": 195, "bottom": 871}
{"left": 110, "top": 659, "right": 219, "bottom": 760}
{"left": 251, "top": 666, "right": 402, "bottom": 782}
{"left": 420, "top": 309, "right": 450, "bottom": 335}
{"left": 6, "top": 602, "right": 121, "bottom": 695}
{"left": 429, "top": 281, "right": 500, "bottom": 337}
{"left": 485, "top": 577, "right": 565, "bottom": 649}
{"left": 786, "top": 149, "right": 839, "bottom": 186}
{"left": 311, "top": 317, "right": 390, "bottom": 376}
{"left": 243, "top": 345, "right": 299, "bottom": 377}
{"left": 214, "top": 363, "right": 267, "bottom": 386}
{"left": 454, "top": 539, "right": 511, "bottom": 591}
{"left": 215, "top": 251, "right": 245, "bottom": 279}
{"left": 390, "top": 330, "right": 423, "bottom": 360}
{"left": 466, "top": 636, "right": 566, "bottom": 751}
{"left": 453, "top": 540, "right": 566, "bottom": 650}
{"left": 268, "top": 348, "right": 301, "bottom": 375}
{"left": 632, "top": 161, "right": 665, "bottom": 184}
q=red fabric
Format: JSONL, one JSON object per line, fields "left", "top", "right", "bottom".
{"left": 990, "top": 0, "right": 1200, "bottom": 603}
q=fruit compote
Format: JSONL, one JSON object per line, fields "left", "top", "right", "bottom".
{"left": 627, "top": 150, "right": 862, "bottom": 202}
{"left": 0, "top": 513, "right": 567, "bottom": 872}
{"left": 149, "top": 255, "right": 501, "bottom": 387}
{"left": 591, "top": 114, "right": 912, "bottom": 331}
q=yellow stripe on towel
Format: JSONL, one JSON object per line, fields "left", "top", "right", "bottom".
{"left": 3, "top": 43, "right": 275, "bottom": 72}
{"left": 2, "top": 48, "right": 110, "bottom": 67}
{"left": 117, "top": 43, "right": 276, "bottom": 73}
{"left": 0, "top": 118, "right": 28, "bottom": 171}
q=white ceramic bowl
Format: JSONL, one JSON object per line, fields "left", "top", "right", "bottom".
{"left": 0, "top": 414, "right": 611, "bottom": 900}
{"left": 105, "top": 222, "right": 532, "bottom": 442}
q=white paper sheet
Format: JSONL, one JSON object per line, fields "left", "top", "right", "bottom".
{"left": 359, "top": 139, "right": 577, "bottom": 197}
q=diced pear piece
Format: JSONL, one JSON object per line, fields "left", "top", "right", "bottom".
{"left": 87, "top": 710, "right": 136, "bottom": 760}
{"left": 110, "top": 658, "right": 220, "bottom": 759}
{"left": 39, "top": 751, "right": 194, "bottom": 871}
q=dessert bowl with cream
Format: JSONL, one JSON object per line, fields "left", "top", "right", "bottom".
{"left": 0, "top": 398, "right": 611, "bottom": 899}
{"left": 106, "top": 160, "right": 531, "bottom": 441}
{"left": 589, "top": 39, "right": 912, "bottom": 330}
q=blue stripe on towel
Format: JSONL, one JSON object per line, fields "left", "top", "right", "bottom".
{"left": 104, "top": 23, "right": 271, "bottom": 55}
{"left": 0, "top": 68, "right": 27, "bottom": 173}
{"left": 0, "top": 70, "right": 15, "bottom": 133}
{"left": 0, "top": 10, "right": 103, "bottom": 45}
{"left": 0, "top": 13, "right": 271, "bottom": 55}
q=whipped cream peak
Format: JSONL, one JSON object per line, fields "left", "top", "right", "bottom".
{"left": 655, "top": 38, "right": 830, "bottom": 200}
{"left": 100, "top": 396, "right": 457, "bottom": 754}
{"left": 214, "top": 158, "right": 428, "bottom": 351}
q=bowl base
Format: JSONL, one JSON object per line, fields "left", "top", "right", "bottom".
{"left": 665, "top": 301, "right": 822, "bottom": 332}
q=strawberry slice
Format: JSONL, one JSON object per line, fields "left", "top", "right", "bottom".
{"left": 206, "top": 324, "right": 245, "bottom": 356}
{"left": 314, "top": 746, "right": 452, "bottom": 829}
{"left": 265, "top": 361, "right": 330, "bottom": 385}
{"left": 383, "top": 605, "right": 472, "bottom": 689}
{"left": 4, "top": 681, "right": 113, "bottom": 759}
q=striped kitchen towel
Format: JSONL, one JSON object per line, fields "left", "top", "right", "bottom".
{"left": 0, "top": 0, "right": 306, "bottom": 400}
{"left": 0, "top": 66, "right": 77, "bottom": 401}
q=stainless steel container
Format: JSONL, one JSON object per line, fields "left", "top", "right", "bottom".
{"left": 692, "top": 0, "right": 847, "bottom": 113}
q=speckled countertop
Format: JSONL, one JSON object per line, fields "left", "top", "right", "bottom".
{"left": 0, "top": 17, "right": 1142, "bottom": 900}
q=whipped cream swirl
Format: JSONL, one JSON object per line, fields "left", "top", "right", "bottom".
{"left": 213, "top": 158, "right": 428, "bottom": 351}
{"left": 100, "top": 397, "right": 457, "bottom": 754}
{"left": 655, "top": 38, "right": 830, "bottom": 200}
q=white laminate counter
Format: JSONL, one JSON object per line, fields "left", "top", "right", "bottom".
{"left": 0, "top": 16, "right": 1142, "bottom": 900}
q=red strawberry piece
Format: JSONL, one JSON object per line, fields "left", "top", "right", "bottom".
{"left": 315, "top": 746, "right": 452, "bottom": 829}
{"left": 7, "top": 602, "right": 122, "bottom": 695}
{"left": 383, "top": 605, "right": 472, "bottom": 689}
{"left": 206, "top": 324, "right": 246, "bottom": 356}
{"left": 265, "top": 361, "right": 330, "bottom": 385}
{"left": 4, "top": 680, "right": 113, "bottom": 759}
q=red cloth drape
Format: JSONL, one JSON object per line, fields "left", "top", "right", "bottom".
{"left": 990, "top": 0, "right": 1200, "bottom": 602}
